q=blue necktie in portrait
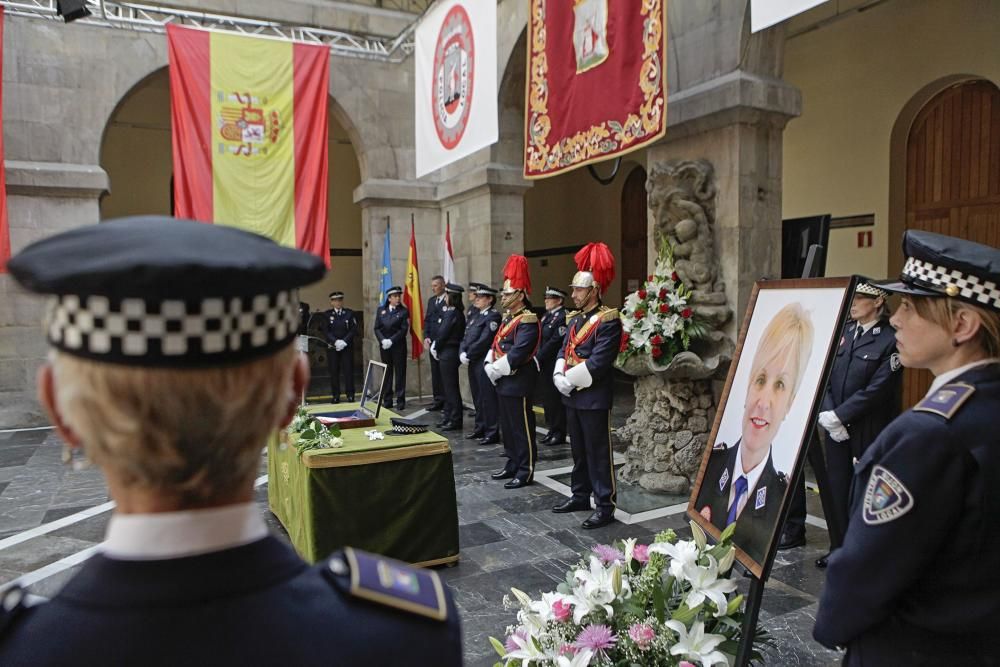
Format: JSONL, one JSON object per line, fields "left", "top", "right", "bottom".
{"left": 726, "top": 475, "right": 748, "bottom": 526}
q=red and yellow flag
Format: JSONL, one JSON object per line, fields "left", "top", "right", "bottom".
{"left": 0, "top": 7, "right": 10, "bottom": 273}
{"left": 404, "top": 221, "right": 424, "bottom": 359}
{"left": 167, "top": 25, "right": 330, "bottom": 265}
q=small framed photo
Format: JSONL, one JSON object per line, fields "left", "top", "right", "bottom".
{"left": 688, "top": 278, "right": 853, "bottom": 578}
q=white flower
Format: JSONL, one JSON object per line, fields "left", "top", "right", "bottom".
{"left": 664, "top": 620, "right": 728, "bottom": 666}
{"left": 681, "top": 555, "right": 738, "bottom": 617}
{"left": 504, "top": 631, "right": 552, "bottom": 665}
{"left": 567, "top": 556, "right": 628, "bottom": 624}
{"left": 647, "top": 539, "right": 700, "bottom": 580}
{"left": 556, "top": 648, "right": 595, "bottom": 667}
{"left": 621, "top": 538, "right": 637, "bottom": 564}
{"left": 526, "top": 591, "right": 572, "bottom": 625}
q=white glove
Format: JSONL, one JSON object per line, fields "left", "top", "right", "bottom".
{"left": 460, "top": 352, "right": 469, "bottom": 365}
{"left": 430, "top": 341, "right": 439, "bottom": 361}
{"left": 334, "top": 340, "right": 347, "bottom": 352}
{"left": 381, "top": 339, "right": 392, "bottom": 350}
{"left": 484, "top": 362, "right": 500, "bottom": 385}
{"left": 817, "top": 410, "right": 842, "bottom": 431}
{"left": 828, "top": 425, "right": 850, "bottom": 443}
{"left": 553, "top": 373, "right": 574, "bottom": 396}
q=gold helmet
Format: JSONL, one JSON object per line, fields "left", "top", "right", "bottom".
{"left": 570, "top": 243, "right": 615, "bottom": 294}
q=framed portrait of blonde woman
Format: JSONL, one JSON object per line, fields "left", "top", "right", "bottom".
{"left": 688, "top": 278, "right": 854, "bottom": 579}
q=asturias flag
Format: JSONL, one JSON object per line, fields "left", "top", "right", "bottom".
{"left": 379, "top": 223, "right": 392, "bottom": 304}
{"left": 167, "top": 25, "right": 331, "bottom": 266}
{"left": 404, "top": 222, "right": 424, "bottom": 359}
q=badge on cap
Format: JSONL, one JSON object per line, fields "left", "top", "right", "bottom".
{"left": 719, "top": 467, "right": 729, "bottom": 491}
{"left": 863, "top": 465, "right": 913, "bottom": 525}
{"left": 890, "top": 352, "right": 901, "bottom": 372}
{"left": 754, "top": 486, "right": 766, "bottom": 510}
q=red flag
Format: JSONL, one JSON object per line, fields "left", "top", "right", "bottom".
{"left": 0, "top": 8, "right": 10, "bottom": 273}
{"left": 524, "top": 0, "right": 667, "bottom": 179}
{"left": 404, "top": 222, "right": 425, "bottom": 359}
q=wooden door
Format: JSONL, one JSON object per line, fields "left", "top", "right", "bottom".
{"left": 903, "top": 79, "right": 1000, "bottom": 407}
{"left": 620, "top": 166, "right": 648, "bottom": 305}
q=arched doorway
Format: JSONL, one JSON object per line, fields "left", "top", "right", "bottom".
{"left": 900, "top": 78, "right": 1000, "bottom": 406}
{"left": 620, "top": 166, "right": 648, "bottom": 304}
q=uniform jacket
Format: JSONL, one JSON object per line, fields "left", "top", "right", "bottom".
{"left": 558, "top": 305, "right": 622, "bottom": 410}
{"left": 815, "top": 363, "right": 1000, "bottom": 664}
{"left": 822, "top": 318, "right": 902, "bottom": 457}
{"left": 461, "top": 308, "right": 501, "bottom": 362}
{"left": 694, "top": 441, "right": 788, "bottom": 567}
{"left": 465, "top": 304, "right": 479, "bottom": 326}
{"left": 423, "top": 295, "right": 446, "bottom": 341}
{"left": 434, "top": 307, "right": 465, "bottom": 350}
{"left": 538, "top": 307, "right": 567, "bottom": 368}
{"left": 374, "top": 305, "right": 409, "bottom": 348}
{"left": 0, "top": 537, "right": 462, "bottom": 666}
{"left": 298, "top": 303, "right": 311, "bottom": 335}
{"left": 320, "top": 308, "right": 358, "bottom": 347}
{"left": 492, "top": 308, "right": 540, "bottom": 398}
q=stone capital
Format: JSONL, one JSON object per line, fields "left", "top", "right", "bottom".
{"left": 5, "top": 161, "right": 109, "bottom": 198}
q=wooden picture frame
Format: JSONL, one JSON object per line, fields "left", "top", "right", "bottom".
{"left": 687, "top": 277, "right": 855, "bottom": 579}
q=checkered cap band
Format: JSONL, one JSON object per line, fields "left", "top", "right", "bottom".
{"left": 902, "top": 256, "right": 1000, "bottom": 310}
{"left": 44, "top": 290, "right": 300, "bottom": 365}
{"left": 855, "top": 283, "right": 889, "bottom": 300}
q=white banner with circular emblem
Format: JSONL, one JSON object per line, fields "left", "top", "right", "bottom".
{"left": 414, "top": 0, "right": 497, "bottom": 178}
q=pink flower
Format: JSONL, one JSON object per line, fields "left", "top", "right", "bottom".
{"left": 574, "top": 624, "right": 617, "bottom": 652}
{"left": 633, "top": 544, "right": 650, "bottom": 563}
{"left": 680, "top": 662, "right": 697, "bottom": 667}
{"left": 591, "top": 543, "right": 625, "bottom": 564}
{"left": 552, "top": 599, "right": 572, "bottom": 623}
{"left": 628, "top": 622, "right": 656, "bottom": 651}
{"left": 558, "top": 644, "right": 577, "bottom": 657}
{"left": 504, "top": 628, "right": 526, "bottom": 653}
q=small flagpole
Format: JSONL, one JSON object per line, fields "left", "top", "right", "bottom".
{"left": 413, "top": 212, "right": 423, "bottom": 405}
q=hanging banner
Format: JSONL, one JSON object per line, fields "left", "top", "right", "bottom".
{"left": 414, "top": 0, "right": 497, "bottom": 178}
{"left": 167, "top": 25, "right": 331, "bottom": 266}
{"left": 524, "top": 0, "right": 667, "bottom": 179}
{"left": 751, "top": 0, "right": 828, "bottom": 33}
{"left": 0, "top": 7, "right": 10, "bottom": 273}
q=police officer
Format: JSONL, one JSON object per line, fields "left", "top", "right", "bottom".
{"left": 320, "top": 291, "right": 359, "bottom": 403}
{"left": 461, "top": 285, "right": 501, "bottom": 444}
{"left": 0, "top": 216, "right": 462, "bottom": 666}
{"left": 423, "top": 275, "right": 447, "bottom": 411}
{"left": 538, "top": 287, "right": 569, "bottom": 445}
{"left": 813, "top": 281, "right": 901, "bottom": 568}
{"left": 375, "top": 286, "right": 409, "bottom": 410}
{"left": 551, "top": 242, "right": 622, "bottom": 529}
{"left": 432, "top": 283, "right": 466, "bottom": 431}
{"left": 814, "top": 230, "right": 1000, "bottom": 664}
{"left": 465, "top": 283, "right": 484, "bottom": 323}
{"left": 486, "top": 255, "right": 540, "bottom": 489}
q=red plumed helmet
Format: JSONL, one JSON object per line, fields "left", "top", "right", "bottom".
{"left": 572, "top": 242, "right": 615, "bottom": 294}
{"left": 502, "top": 254, "right": 531, "bottom": 294}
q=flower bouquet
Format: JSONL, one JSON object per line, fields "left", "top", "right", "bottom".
{"left": 490, "top": 521, "right": 769, "bottom": 666}
{"left": 618, "top": 244, "right": 709, "bottom": 373}
{"left": 288, "top": 406, "right": 344, "bottom": 458}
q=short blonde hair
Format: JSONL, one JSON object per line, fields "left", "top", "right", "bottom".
{"left": 51, "top": 344, "right": 297, "bottom": 505}
{"left": 748, "top": 302, "right": 815, "bottom": 401}
{"left": 910, "top": 296, "right": 1000, "bottom": 358}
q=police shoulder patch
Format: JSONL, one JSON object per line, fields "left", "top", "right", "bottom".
{"left": 889, "top": 352, "right": 902, "bottom": 372}
{"left": 489, "top": 321, "right": 498, "bottom": 331}
{"left": 338, "top": 547, "right": 448, "bottom": 621}
{"left": 558, "top": 325, "right": 567, "bottom": 336}
{"left": 863, "top": 465, "right": 914, "bottom": 525}
{"left": 913, "top": 382, "right": 975, "bottom": 420}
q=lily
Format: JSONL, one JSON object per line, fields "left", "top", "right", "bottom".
{"left": 648, "top": 539, "right": 700, "bottom": 581}
{"left": 664, "top": 620, "right": 728, "bottom": 666}
{"left": 681, "top": 555, "right": 737, "bottom": 617}
{"left": 555, "top": 647, "right": 595, "bottom": 667}
{"left": 568, "top": 556, "right": 628, "bottom": 624}
{"left": 503, "top": 631, "right": 552, "bottom": 665}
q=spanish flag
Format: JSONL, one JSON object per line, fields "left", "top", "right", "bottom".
{"left": 404, "top": 221, "right": 424, "bottom": 359}
{"left": 167, "top": 25, "right": 330, "bottom": 266}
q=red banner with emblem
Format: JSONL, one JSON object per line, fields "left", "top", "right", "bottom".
{"left": 0, "top": 8, "right": 10, "bottom": 273}
{"left": 524, "top": 0, "right": 667, "bottom": 179}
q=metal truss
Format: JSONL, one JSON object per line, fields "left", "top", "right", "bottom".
{"left": 0, "top": 0, "right": 420, "bottom": 62}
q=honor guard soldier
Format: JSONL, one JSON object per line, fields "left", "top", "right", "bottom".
{"left": 812, "top": 281, "right": 901, "bottom": 568}
{"left": 814, "top": 231, "right": 1000, "bottom": 665}
{"left": 538, "top": 287, "right": 569, "bottom": 445}
{"left": 461, "top": 285, "right": 501, "bottom": 444}
{"left": 486, "top": 255, "right": 540, "bottom": 489}
{"left": 431, "top": 283, "right": 466, "bottom": 431}
{"left": 552, "top": 242, "right": 622, "bottom": 529}
{"left": 375, "top": 286, "right": 409, "bottom": 410}
{"left": 423, "top": 275, "right": 447, "bottom": 411}
{"left": 320, "top": 291, "right": 358, "bottom": 403}
{"left": 0, "top": 216, "right": 462, "bottom": 666}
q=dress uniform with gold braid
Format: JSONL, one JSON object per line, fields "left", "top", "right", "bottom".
{"left": 374, "top": 287, "right": 409, "bottom": 409}
{"left": 814, "top": 230, "right": 1000, "bottom": 665}
{"left": 537, "top": 287, "right": 569, "bottom": 445}
{"left": 486, "top": 255, "right": 540, "bottom": 488}
{"left": 0, "top": 216, "right": 462, "bottom": 666}
{"left": 461, "top": 285, "right": 501, "bottom": 443}
{"left": 552, "top": 242, "right": 622, "bottom": 529}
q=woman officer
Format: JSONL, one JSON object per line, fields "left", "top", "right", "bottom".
{"left": 814, "top": 230, "right": 1000, "bottom": 665}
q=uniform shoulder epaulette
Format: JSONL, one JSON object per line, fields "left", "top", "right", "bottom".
{"left": 913, "top": 382, "right": 976, "bottom": 420}
{"left": 519, "top": 312, "right": 538, "bottom": 324}
{"left": 599, "top": 307, "right": 620, "bottom": 322}
{"left": 325, "top": 547, "right": 448, "bottom": 621}
{"left": 565, "top": 310, "right": 580, "bottom": 323}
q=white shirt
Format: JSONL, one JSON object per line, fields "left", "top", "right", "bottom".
{"left": 856, "top": 319, "right": 879, "bottom": 336}
{"left": 925, "top": 358, "right": 1000, "bottom": 398}
{"left": 102, "top": 502, "right": 268, "bottom": 560}
{"left": 728, "top": 444, "right": 770, "bottom": 518}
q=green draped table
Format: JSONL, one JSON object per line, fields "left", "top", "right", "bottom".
{"left": 267, "top": 403, "right": 460, "bottom": 567}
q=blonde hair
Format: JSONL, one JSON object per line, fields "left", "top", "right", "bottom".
{"left": 910, "top": 296, "right": 1000, "bottom": 358}
{"left": 51, "top": 344, "right": 297, "bottom": 505}
{"left": 748, "top": 302, "right": 815, "bottom": 401}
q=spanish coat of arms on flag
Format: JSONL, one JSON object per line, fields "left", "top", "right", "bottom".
{"left": 524, "top": 0, "right": 668, "bottom": 179}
